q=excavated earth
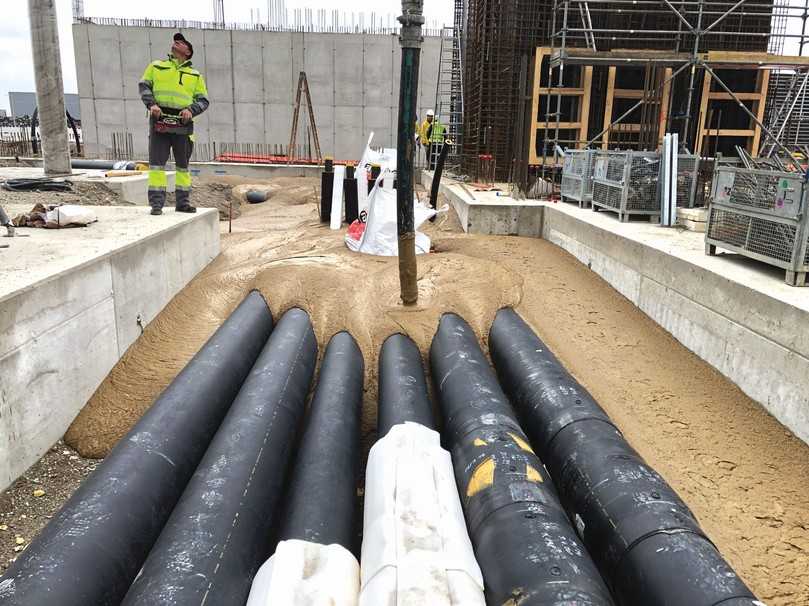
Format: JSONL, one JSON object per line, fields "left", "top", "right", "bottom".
{"left": 4, "top": 175, "right": 808, "bottom": 602}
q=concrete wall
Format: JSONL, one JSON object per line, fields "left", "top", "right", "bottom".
{"left": 0, "top": 208, "right": 219, "bottom": 490}
{"left": 73, "top": 24, "right": 441, "bottom": 160}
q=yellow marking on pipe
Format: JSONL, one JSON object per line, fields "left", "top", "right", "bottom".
{"left": 525, "top": 464, "right": 544, "bottom": 484}
{"left": 509, "top": 432, "right": 535, "bottom": 454}
{"left": 467, "top": 457, "right": 495, "bottom": 497}
{"left": 473, "top": 438, "right": 488, "bottom": 447}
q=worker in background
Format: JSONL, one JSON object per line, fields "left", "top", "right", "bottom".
{"left": 423, "top": 110, "right": 448, "bottom": 170}
{"left": 139, "top": 33, "right": 209, "bottom": 216}
{"left": 418, "top": 110, "right": 434, "bottom": 166}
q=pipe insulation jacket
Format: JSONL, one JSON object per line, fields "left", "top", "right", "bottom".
{"left": 246, "top": 331, "right": 364, "bottom": 606}
{"left": 430, "top": 313, "right": 614, "bottom": 606}
{"left": 360, "top": 422, "right": 485, "bottom": 606}
{"left": 377, "top": 333, "right": 436, "bottom": 437}
{"left": 122, "top": 307, "right": 318, "bottom": 606}
{"left": 0, "top": 291, "right": 274, "bottom": 606}
{"left": 488, "top": 308, "right": 761, "bottom": 606}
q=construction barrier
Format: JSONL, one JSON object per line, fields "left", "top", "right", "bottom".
{"left": 122, "top": 308, "right": 317, "bottom": 606}
{"left": 0, "top": 291, "right": 274, "bottom": 606}
{"left": 430, "top": 313, "right": 614, "bottom": 606}
{"left": 488, "top": 308, "right": 761, "bottom": 606}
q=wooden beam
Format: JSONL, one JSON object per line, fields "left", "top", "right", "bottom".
{"left": 700, "top": 129, "right": 756, "bottom": 137}
{"left": 528, "top": 48, "right": 547, "bottom": 166}
{"left": 659, "top": 67, "right": 672, "bottom": 146}
{"left": 536, "top": 122, "right": 583, "bottom": 130}
{"left": 579, "top": 66, "right": 593, "bottom": 150}
{"left": 751, "top": 68, "right": 770, "bottom": 155}
{"left": 538, "top": 88, "right": 586, "bottom": 96}
{"left": 602, "top": 66, "right": 616, "bottom": 150}
{"left": 613, "top": 89, "right": 646, "bottom": 99}
{"left": 707, "top": 92, "right": 764, "bottom": 101}
{"left": 696, "top": 71, "right": 713, "bottom": 155}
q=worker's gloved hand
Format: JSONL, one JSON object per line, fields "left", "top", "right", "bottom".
{"left": 180, "top": 108, "right": 192, "bottom": 123}
{"left": 149, "top": 105, "right": 162, "bottom": 119}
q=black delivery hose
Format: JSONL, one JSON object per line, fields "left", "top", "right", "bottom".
{"left": 278, "top": 331, "right": 364, "bottom": 551}
{"left": 377, "top": 333, "right": 435, "bottom": 438}
{"left": 488, "top": 308, "right": 760, "bottom": 606}
{"left": 122, "top": 308, "right": 318, "bottom": 606}
{"left": 0, "top": 291, "right": 273, "bottom": 606}
{"left": 320, "top": 158, "right": 334, "bottom": 223}
{"left": 429, "top": 313, "right": 614, "bottom": 606}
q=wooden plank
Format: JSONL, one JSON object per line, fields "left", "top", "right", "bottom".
{"left": 658, "top": 68, "right": 672, "bottom": 146}
{"left": 536, "top": 122, "right": 582, "bottom": 130}
{"left": 538, "top": 88, "right": 586, "bottom": 96}
{"left": 528, "top": 47, "right": 547, "bottom": 166}
{"left": 602, "top": 66, "right": 616, "bottom": 150}
{"left": 696, "top": 70, "right": 713, "bottom": 155}
{"left": 707, "top": 92, "right": 764, "bottom": 101}
{"left": 700, "top": 129, "right": 756, "bottom": 136}
{"left": 579, "top": 66, "right": 593, "bottom": 150}
{"left": 751, "top": 68, "right": 770, "bottom": 155}
{"left": 613, "top": 89, "right": 645, "bottom": 99}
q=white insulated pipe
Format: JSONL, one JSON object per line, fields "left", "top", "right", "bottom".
{"left": 28, "top": 0, "right": 71, "bottom": 175}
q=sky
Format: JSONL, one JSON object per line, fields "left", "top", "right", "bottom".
{"left": 0, "top": 0, "right": 454, "bottom": 113}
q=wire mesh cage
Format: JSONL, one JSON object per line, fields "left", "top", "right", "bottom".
{"left": 677, "top": 155, "right": 700, "bottom": 209}
{"left": 561, "top": 149, "right": 595, "bottom": 207}
{"left": 592, "top": 150, "right": 661, "bottom": 221}
{"left": 706, "top": 166, "right": 809, "bottom": 286}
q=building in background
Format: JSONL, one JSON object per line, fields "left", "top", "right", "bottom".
{"left": 8, "top": 91, "right": 81, "bottom": 120}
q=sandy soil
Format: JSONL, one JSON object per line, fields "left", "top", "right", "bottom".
{"left": 0, "top": 181, "right": 121, "bottom": 210}
{"left": 46, "top": 174, "right": 809, "bottom": 603}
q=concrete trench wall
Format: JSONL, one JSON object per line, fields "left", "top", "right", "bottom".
{"left": 73, "top": 24, "right": 441, "bottom": 160}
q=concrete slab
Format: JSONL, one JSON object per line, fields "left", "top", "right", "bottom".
{"left": 189, "top": 161, "right": 321, "bottom": 179}
{"left": 0, "top": 205, "right": 219, "bottom": 490}
{"left": 430, "top": 173, "right": 809, "bottom": 446}
{"left": 0, "top": 166, "right": 176, "bottom": 205}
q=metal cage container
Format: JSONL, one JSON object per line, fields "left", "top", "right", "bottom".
{"left": 560, "top": 149, "right": 595, "bottom": 207}
{"left": 677, "top": 154, "right": 700, "bottom": 208}
{"left": 592, "top": 150, "right": 661, "bottom": 221}
{"left": 706, "top": 166, "right": 809, "bottom": 286}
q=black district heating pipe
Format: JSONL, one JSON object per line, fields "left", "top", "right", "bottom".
{"left": 122, "top": 308, "right": 318, "bottom": 606}
{"left": 377, "top": 333, "right": 436, "bottom": 437}
{"left": 277, "top": 331, "right": 363, "bottom": 551}
{"left": 320, "top": 157, "right": 334, "bottom": 223}
{"left": 429, "top": 313, "right": 614, "bottom": 606}
{"left": 488, "top": 308, "right": 760, "bottom": 606}
{"left": 344, "top": 164, "right": 359, "bottom": 224}
{"left": 0, "top": 291, "right": 273, "bottom": 606}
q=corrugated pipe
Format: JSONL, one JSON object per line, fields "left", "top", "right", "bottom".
{"left": 430, "top": 313, "right": 614, "bottom": 606}
{"left": 0, "top": 291, "right": 274, "bottom": 606}
{"left": 488, "top": 308, "right": 761, "bottom": 606}
{"left": 122, "top": 308, "right": 317, "bottom": 606}
{"left": 71, "top": 159, "right": 137, "bottom": 170}
{"left": 360, "top": 332, "right": 485, "bottom": 605}
{"left": 246, "top": 331, "right": 364, "bottom": 606}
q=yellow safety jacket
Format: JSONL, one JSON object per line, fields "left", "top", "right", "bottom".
{"left": 140, "top": 56, "right": 209, "bottom": 116}
{"left": 419, "top": 119, "right": 432, "bottom": 145}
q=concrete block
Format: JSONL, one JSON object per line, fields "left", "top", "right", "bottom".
{"left": 302, "top": 34, "right": 336, "bottom": 103}
{"left": 232, "top": 31, "right": 266, "bottom": 103}
{"left": 208, "top": 101, "right": 236, "bottom": 143}
{"left": 119, "top": 28, "right": 153, "bottom": 100}
{"left": 263, "top": 32, "right": 295, "bottom": 105}
{"left": 0, "top": 296, "right": 119, "bottom": 490}
{"left": 202, "top": 30, "right": 234, "bottom": 103}
{"left": 265, "top": 103, "right": 293, "bottom": 146}
{"left": 333, "top": 36, "right": 364, "bottom": 106}
{"left": 235, "top": 103, "right": 266, "bottom": 143}
{"left": 364, "top": 106, "right": 393, "bottom": 149}
{"left": 334, "top": 106, "right": 358, "bottom": 159}
{"left": 89, "top": 26, "right": 124, "bottom": 100}
{"left": 72, "top": 24, "right": 93, "bottom": 98}
{"left": 312, "top": 104, "right": 335, "bottom": 158}
{"left": 364, "top": 36, "right": 394, "bottom": 107}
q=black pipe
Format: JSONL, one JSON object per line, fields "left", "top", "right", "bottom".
{"left": 377, "top": 333, "right": 435, "bottom": 438}
{"left": 429, "top": 141, "right": 450, "bottom": 220}
{"left": 122, "top": 308, "right": 318, "bottom": 606}
{"left": 489, "top": 308, "right": 760, "bottom": 606}
{"left": 71, "top": 159, "right": 137, "bottom": 170}
{"left": 277, "top": 331, "right": 363, "bottom": 551}
{"left": 0, "top": 291, "right": 273, "bottom": 606}
{"left": 344, "top": 164, "right": 359, "bottom": 224}
{"left": 320, "top": 157, "right": 334, "bottom": 223}
{"left": 429, "top": 313, "right": 614, "bottom": 606}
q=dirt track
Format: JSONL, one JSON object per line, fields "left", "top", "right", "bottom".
{"left": 59, "top": 175, "right": 809, "bottom": 604}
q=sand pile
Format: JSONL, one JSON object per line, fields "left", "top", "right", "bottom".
{"left": 64, "top": 175, "right": 809, "bottom": 604}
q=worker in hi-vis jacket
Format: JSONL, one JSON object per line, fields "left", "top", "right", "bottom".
{"left": 139, "top": 32, "right": 209, "bottom": 215}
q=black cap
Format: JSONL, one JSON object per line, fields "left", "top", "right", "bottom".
{"left": 173, "top": 32, "right": 193, "bottom": 58}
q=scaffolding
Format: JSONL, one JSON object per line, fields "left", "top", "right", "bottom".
{"left": 534, "top": 1, "right": 809, "bottom": 194}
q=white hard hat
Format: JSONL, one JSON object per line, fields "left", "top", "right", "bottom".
{"left": 426, "top": 109, "right": 435, "bottom": 117}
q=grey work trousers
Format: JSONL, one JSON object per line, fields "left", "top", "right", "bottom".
{"left": 148, "top": 129, "right": 194, "bottom": 210}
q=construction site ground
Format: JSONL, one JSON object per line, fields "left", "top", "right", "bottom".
{"left": 2, "top": 174, "right": 808, "bottom": 604}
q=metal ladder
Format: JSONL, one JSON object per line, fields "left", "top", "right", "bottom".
{"left": 433, "top": 25, "right": 464, "bottom": 172}
{"left": 762, "top": 69, "right": 809, "bottom": 158}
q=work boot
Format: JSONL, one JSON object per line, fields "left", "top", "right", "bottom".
{"left": 4, "top": 224, "right": 14, "bottom": 237}
{"left": 175, "top": 204, "right": 197, "bottom": 213}
{"left": 150, "top": 208, "right": 163, "bottom": 216}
